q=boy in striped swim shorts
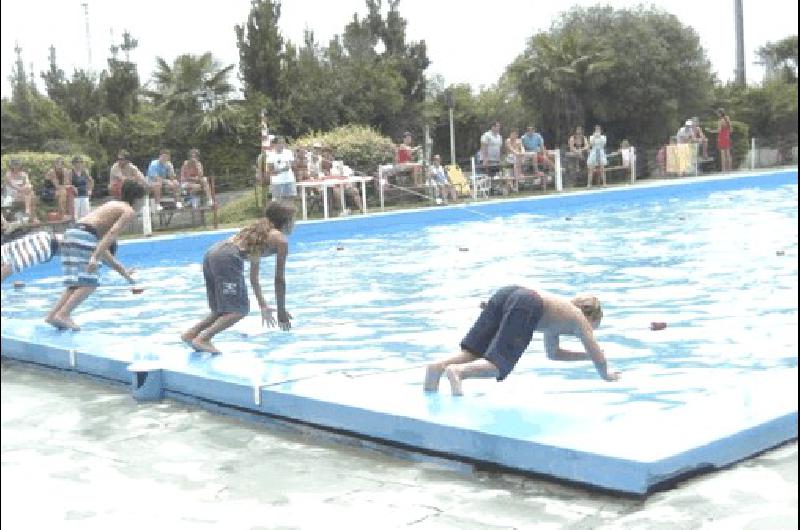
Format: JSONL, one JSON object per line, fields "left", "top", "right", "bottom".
{"left": 46, "top": 198, "right": 139, "bottom": 331}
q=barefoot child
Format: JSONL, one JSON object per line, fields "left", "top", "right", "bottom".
{"left": 424, "top": 285, "right": 620, "bottom": 396}
{"left": 45, "top": 199, "right": 138, "bottom": 331}
{"left": 181, "top": 201, "right": 294, "bottom": 354}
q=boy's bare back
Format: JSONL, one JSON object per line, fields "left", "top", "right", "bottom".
{"left": 79, "top": 201, "right": 134, "bottom": 238}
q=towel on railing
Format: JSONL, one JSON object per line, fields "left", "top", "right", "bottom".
{"left": 666, "top": 144, "right": 694, "bottom": 174}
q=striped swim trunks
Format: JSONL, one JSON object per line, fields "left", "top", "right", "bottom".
{"left": 61, "top": 225, "right": 100, "bottom": 287}
{"left": 1, "top": 231, "right": 57, "bottom": 274}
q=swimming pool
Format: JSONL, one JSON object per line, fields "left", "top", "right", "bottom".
{"left": 2, "top": 169, "right": 797, "bottom": 494}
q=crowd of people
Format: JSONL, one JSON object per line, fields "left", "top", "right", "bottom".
{"left": 2, "top": 109, "right": 736, "bottom": 230}
{"left": 109, "top": 148, "right": 214, "bottom": 210}
{"left": 656, "top": 109, "right": 733, "bottom": 177}
{"left": 1, "top": 148, "right": 215, "bottom": 228}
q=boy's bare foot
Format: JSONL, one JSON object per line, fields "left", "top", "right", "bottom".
{"left": 45, "top": 317, "right": 67, "bottom": 331}
{"left": 445, "top": 366, "right": 464, "bottom": 396}
{"left": 50, "top": 315, "right": 80, "bottom": 331}
{"left": 191, "top": 338, "right": 221, "bottom": 355}
{"left": 180, "top": 332, "right": 197, "bottom": 349}
{"left": 423, "top": 364, "right": 443, "bottom": 392}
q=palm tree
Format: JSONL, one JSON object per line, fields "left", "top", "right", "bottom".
{"left": 146, "top": 53, "right": 240, "bottom": 134}
{"left": 518, "top": 31, "right": 613, "bottom": 143}
{"left": 84, "top": 113, "right": 121, "bottom": 143}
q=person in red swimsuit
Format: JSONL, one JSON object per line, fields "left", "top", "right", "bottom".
{"left": 715, "top": 108, "right": 733, "bottom": 172}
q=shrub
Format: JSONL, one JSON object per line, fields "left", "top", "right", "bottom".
{"left": 216, "top": 192, "right": 263, "bottom": 225}
{"left": 296, "top": 124, "right": 395, "bottom": 174}
{"left": 1, "top": 151, "right": 95, "bottom": 191}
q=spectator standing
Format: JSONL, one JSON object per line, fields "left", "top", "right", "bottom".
{"left": 109, "top": 150, "right": 147, "bottom": 199}
{"left": 713, "top": 108, "right": 733, "bottom": 172}
{"left": 70, "top": 156, "right": 94, "bottom": 220}
{"left": 146, "top": 149, "right": 180, "bottom": 210}
{"left": 4, "top": 160, "right": 38, "bottom": 223}
{"left": 505, "top": 128, "right": 524, "bottom": 189}
{"left": 567, "top": 126, "right": 589, "bottom": 185}
{"left": 676, "top": 120, "right": 694, "bottom": 144}
{"left": 586, "top": 125, "right": 608, "bottom": 188}
{"left": 306, "top": 142, "right": 323, "bottom": 179}
{"left": 266, "top": 137, "right": 297, "bottom": 202}
{"left": 480, "top": 121, "right": 504, "bottom": 179}
{"left": 45, "top": 157, "right": 72, "bottom": 220}
{"left": 180, "top": 149, "right": 213, "bottom": 207}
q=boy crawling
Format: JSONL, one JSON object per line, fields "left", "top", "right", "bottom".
{"left": 424, "top": 285, "right": 620, "bottom": 396}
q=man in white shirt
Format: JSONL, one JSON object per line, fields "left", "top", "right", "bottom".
{"left": 480, "top": 121, "right": 503, "bottom": 178}
{"left": 676, "top": 120, "right": 694, "bottom": 144}
{"left": 266, "top": 137, "right": 296, "bottom": 201}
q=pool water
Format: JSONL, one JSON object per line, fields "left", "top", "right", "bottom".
{"left": 2, "top": 180, "right": 797, "bottom": 391}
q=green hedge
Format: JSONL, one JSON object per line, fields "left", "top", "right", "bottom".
{"left": 296, "top": 124, "right": 395, "bottom": 174}
{"left": 2, "top": 151, "right": 95, "bottom": 191}
{"left": 216, "top": 191, "right": 263, "bottom": 225}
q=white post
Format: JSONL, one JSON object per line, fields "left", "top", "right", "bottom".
{"left": 449, "top": 107, "right": 456, "bottom": 166}
{"left": 554, "top": 149, "right": 563, "bottom": 192}
{"left": 471, "top": 156, "right": 477, "bottom": 200}
{"left": 142, "top": 193, "right": 152, "bottom": 236}
{"left": 300, "top": 186, "right": 308, "bottom": 220}
{"left": 360, "top": 178, "right": 368, "bottom": 214}
{"left": 630, "top": 146, "right": 637, "bottom": 184}
{"left": 750, "top": 138, "right": 756, "bottom": 170}
{"left": 379, "top": 166, "right": 385, "bottom": 211}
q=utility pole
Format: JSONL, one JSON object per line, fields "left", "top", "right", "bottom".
{"left": 445, "top": 89, "right": 456, "bottom": 166}
{"left": 734, "top": 0, "right": 745, "bottom": 84}
{"left": 81, "top": 3, "right": 92, "bottom": 71}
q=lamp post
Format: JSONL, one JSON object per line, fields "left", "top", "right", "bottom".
{"left": 445, "top": 89, "right": 456, "bottom": 166}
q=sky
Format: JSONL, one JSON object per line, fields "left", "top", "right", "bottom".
{"left": 1, "top": 0, "right": 798, "bottom": 99}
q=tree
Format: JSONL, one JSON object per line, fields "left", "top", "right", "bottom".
{"left": 235, "top": 0, "right": 286, "bottom": 100}
{"left": 756, "top": 35, "right": 798, "bottom": 84}
{"left": 62, "top": 69, "right": 106, "bottom": 129}
{"left": 146, "top": 52, "right": 241, "bottom": 153}
{"left": 511, "top": 5, "right": 714, "bottom": 151}
{"left": 1, "top": 93, "right": 77, "bottom": 153}
{"left": 101, "top": 61, "right": 140, "bottom": 119}
{"left": 41, "top": 45, "right": 67, "bottom": 107}
{"left": 339, "top": 0, "right": 430, "bottom": 138}
{"left": 2, "top": 44, "right": 77, "bottom": 153}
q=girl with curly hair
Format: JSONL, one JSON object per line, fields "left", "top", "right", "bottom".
{"left": 181, "top": 201, "right": 295, "bottom": 353}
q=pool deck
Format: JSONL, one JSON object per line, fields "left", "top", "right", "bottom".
{"left": 2, "top": 168, "right": 798, "bottom": 495}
